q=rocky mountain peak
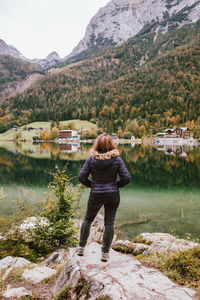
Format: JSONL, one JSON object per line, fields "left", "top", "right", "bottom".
{"left": 45, "top": 51, "right": 60, "bottom": 62}
{"left": 0, "top": 39, "right": 26, "bottom": 60}
{"left": 67, "top": 0, "right": 200, "bottom": 59}
{"left": 0, "top": 38, "right": 61, "bottom": 70}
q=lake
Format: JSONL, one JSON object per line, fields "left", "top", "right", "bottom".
{"left": 0, "top": 141, "right": 200, "bottom": 240}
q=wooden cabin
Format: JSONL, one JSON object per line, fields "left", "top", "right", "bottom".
{"left": 59, "top": 130, "right": 80, "bottom": 139}
{"left": 163, "top": 128, "right": 178, "bottom": 138}
{"left": 174, "top": 127, "right": 191, "bottom": 138}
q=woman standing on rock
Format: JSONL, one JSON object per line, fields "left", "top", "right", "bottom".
{"left": 77, "top": 133, "right": 131, "bottom": 262}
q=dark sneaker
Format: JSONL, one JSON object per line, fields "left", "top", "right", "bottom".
{"left": 101, "top": 252, "right": 109, "bottom": 262}
{"left": 76, "top": 246, "right": 84, "bottom": 256}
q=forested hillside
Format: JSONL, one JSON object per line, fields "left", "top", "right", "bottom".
{"left": 0, "top": 21, "right": 200, "bottom": 135}
{"left": 0, "top": 55, "right": 40, "bottom": 91}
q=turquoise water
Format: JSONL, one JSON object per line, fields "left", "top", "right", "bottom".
{"left": 0, "top": 142, "right": 200, "bottom": 240}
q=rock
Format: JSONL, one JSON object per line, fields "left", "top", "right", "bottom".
{"left": 23, "top": 266, "right": 57, "bottom": 284}
{"left": 0, "top": 39, "right": 27, "bottom": 60}
{"left": 87, "top": 213, "right": 104, "bottom": 244}
{"left": 113, "top": 240, "right": 149, "bottom": 254}
{"left": 67, "top": 0, "right": 200, "bottom": 59}
{"left": 114, "top": 233, "right": 199, "bottom": 256}
{"left": 54, "top": 242, "right": 196, "bottom": 300}
{"left": 3, "top": 285, "right": 32, "bottom": 298}
{"left": 45, "top": 51, "right": 60, "bottom": 62}
{"left": 140, "top": 232, "right": 199, "bottom": 255}
{"left": 0, "top": 256, "right": 31, "bottom": 280}
{"left": 42, "top": 249, "right": 68, "bottom": 268}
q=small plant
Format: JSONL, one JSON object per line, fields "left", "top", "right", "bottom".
{"left": 112, "top": 243, "right": 134, "bottom": 254}
{"left": 54, "top": 286, "right": 71, "bottom": 300}
{"left": 29, "top": 165, "right": 83, "bottom": 253}
{"left": 169, "top": 228, "right": 178, "bottom": 238}
{"left": 133, "top": 235, "right": 152, "bottom": 245}
{"left": 73, "top": 277, "right": 90, "bottom": 299}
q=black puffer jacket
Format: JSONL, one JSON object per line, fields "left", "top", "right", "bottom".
{"left": 78, "top": 149, "right": 131, "bottom": 193}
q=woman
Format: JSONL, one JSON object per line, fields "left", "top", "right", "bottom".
{"left": 77, "top": 133, "right": 131, "bottom": 262}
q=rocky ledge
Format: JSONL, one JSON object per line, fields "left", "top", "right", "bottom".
{"left": 54, "top": 242, "right": 196, "bottom": 300}
{"left": 0, "top": 214, "right": 199, "bottom": 299}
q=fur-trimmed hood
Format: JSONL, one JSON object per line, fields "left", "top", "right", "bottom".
{"left": 90, "top": 149, "right": 119, "bottom": 170}
{"left": 90, "top": 149, "right": 119, "bottom": 160}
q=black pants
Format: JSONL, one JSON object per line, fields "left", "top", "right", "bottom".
{"left": 79, "top": 191, "right": 120, "bottom": 253}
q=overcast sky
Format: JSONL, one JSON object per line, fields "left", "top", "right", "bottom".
{"left": 0, "top": 0, "right": 109, "bottom": 59}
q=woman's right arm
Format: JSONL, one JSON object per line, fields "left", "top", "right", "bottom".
{"left": 117, "top": 157, "right": 131, "bottom": 188}
{"left": 78, "top": 157, "right": 92, "bottom": 187}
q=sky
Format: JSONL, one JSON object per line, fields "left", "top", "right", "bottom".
{"left": 0, "top": 0, "right": 109, "bottom": 59}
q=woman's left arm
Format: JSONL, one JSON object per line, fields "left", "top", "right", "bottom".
{"left": 78, "top": 157, "right": 92, "bottom": 187}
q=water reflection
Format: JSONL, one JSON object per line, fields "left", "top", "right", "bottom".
{"left": 157, "top": 144, "right": 193, "bottom": 157}
{"left": 0, "top": 142, "right": 200, "bottom": 188}
{"left": 0, "top": 142, "right": 200, "bottom": 239}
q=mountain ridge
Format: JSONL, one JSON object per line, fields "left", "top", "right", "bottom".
{"left": 1, "top": 20, "right": 199, "bottom": 134}
{"left": 0, "top": 39, "right": 26, "bottom": 60}
{"left": 66, "top": 0, "right": 200, "bottom": 60}
{"left": 0, "top": 39, "right": 61, "bottom": 70}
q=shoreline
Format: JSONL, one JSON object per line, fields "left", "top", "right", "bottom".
{"left": 0, "top": 137, "right": 199, "bottom": 146}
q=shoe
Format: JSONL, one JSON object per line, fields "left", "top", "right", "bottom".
{"left": 77, "top": 246, "right": 84, "bottom": 256}
{"left": 101, "top": 252, "right": 109, "bottom": 262}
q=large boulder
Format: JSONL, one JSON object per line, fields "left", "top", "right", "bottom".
{"left": 113, "top": 233, "right": 199, "bottom": 256}
{"left": 54, "top": 242, "right": 196, "bottom": 300}
{"left": 0, "top": 256, "right": 31, "bottom": 280}
{"left": 23, "top": 266, "right": 57, "bottom": 284}
{"left": 42, "top": 249, "right": 68, "bottom": 268}
{"left": 138, "top": 233, "right": 199, "bottom": 255}
{"left": 3, "top": 286, "right": 32, "bottom": 299}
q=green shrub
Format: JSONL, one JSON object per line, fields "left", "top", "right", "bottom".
{"left": 133, "top": 235, "right": 152, "bottom": 245}
{"left": 0, "top": 167, "right": 84, "bottom": 261}
{"left": 29, "top": 166, "right": 83, "bottom": 253}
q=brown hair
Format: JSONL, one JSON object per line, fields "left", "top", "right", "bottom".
{"left": 92, "top": 133, "right": 117, "bottom": 152}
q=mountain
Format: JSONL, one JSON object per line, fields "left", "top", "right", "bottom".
{"left": 0, "top": 39, "right": 60, "bottom": 70}
{"left": 66, "top": 0, "right": 200, "bottom": 59}
{"left": 0, "top": 39, "right": 27, "bottom": 60}
{"left": 31, "top": 51, "right": 60, "bottom": 70}
{"left": 0, "top": 0, "right": 200, "bottom": 135}
{"left": 1, "top": 20, "right": 199, "bottom": 134}
{"left": 0, "top": 55, "right": 42, "bottom": 104}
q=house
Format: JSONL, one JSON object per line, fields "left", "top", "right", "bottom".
{"left": 174, "top": 127, "right": 191, "bottom": 138}
{"left": 59, "top": 130, "right": 80, "bottom": 139}
{"left": 156, "top": 132, "right": 165, "bottom": 138}
{"left": 163, "top": 128, "right": 179, "bottom": 138}
{"left": 157, "top": 127, "right": 192, "bottom": 138}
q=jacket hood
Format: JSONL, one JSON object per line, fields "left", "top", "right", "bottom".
{"left": 90, "top": 149, "right": 119, "bottom": 160}
{"left": 90, "top": 149, "right": 119, "bottom": 170}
